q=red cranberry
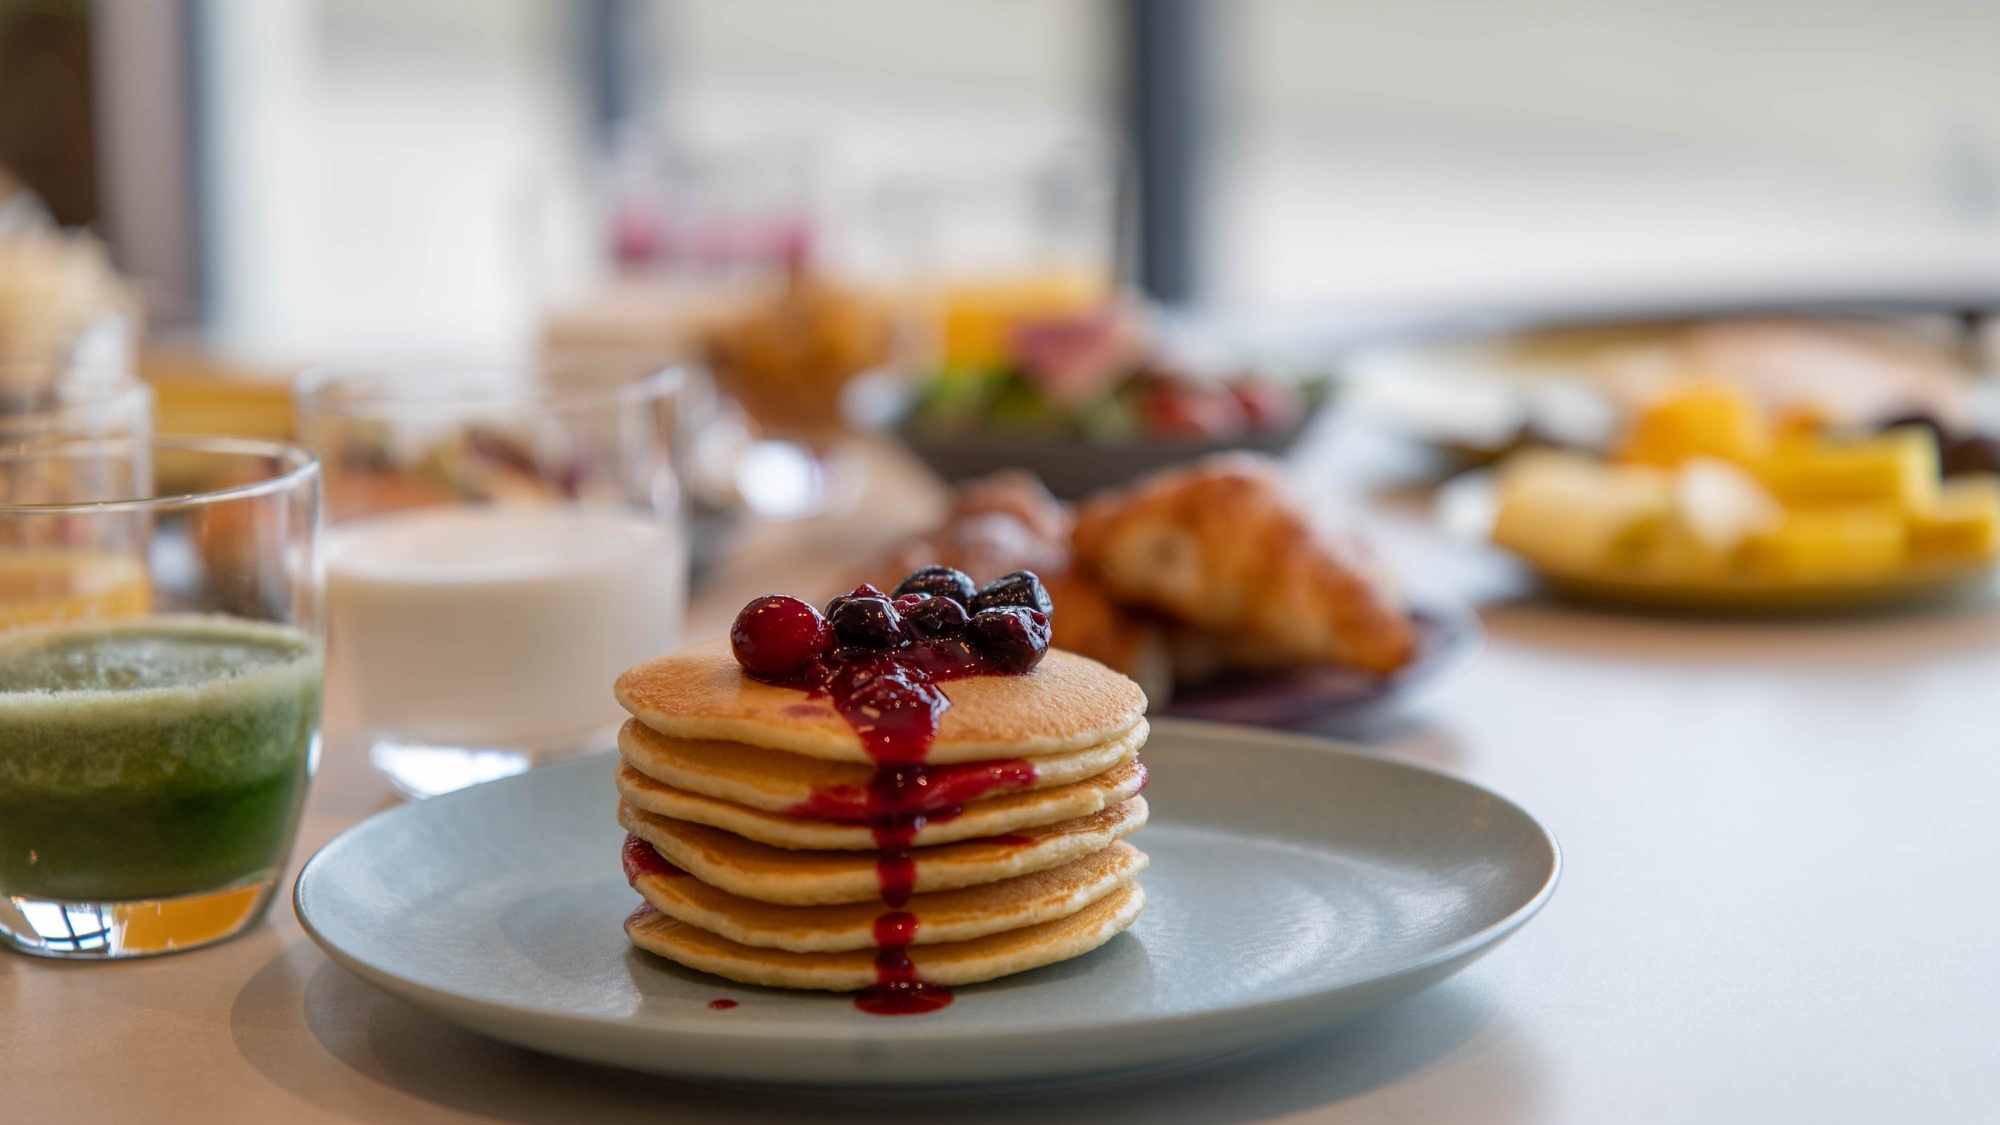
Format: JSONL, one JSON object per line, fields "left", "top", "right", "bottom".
{"left": 730, "top": 595, "right": 831, "bottom": 678}
{"left": 831, "top": 595, "right": 905, "bottom": 651}
{"left": 969, "top": 606, "right": 1050, "bottom": 672}
{"left": 970, "top": 571, "right": 1053, "bottom": 616}
{"left": 906, "top": 595, "right": 970, "bottom": 640}
{"left": 894, "top": 566, "right": 978, "bottom": 606}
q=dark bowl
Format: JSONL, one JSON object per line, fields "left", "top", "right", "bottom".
{"left": 895, "top": 397, "right": 1328, "bottom": 500}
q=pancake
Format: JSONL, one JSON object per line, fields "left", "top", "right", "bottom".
{"left": 615, "top": 758, "right": 1148, "bottom": 851}
{"left": 618, "top": 796, "right": 1150, "bottom": 905}
{"left": 617, "top": 718, "right": 1148, "bottom": 815}
{"left": 614, "top": 638, "right": 1148, "bottom": 763}
{"left": 628, "top": 840, "right": 1148, "bottom": 952}
{"left": 626, "top": 881, "right": 1145, "bottom": 990}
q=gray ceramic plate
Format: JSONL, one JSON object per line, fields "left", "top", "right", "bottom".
{"left": 294, "top": 720, "right": 1559, "bottom": 1088}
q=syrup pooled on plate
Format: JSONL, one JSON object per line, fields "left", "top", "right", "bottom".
{"left": 856, "top": 908, "right": 951, "bottom": 1014}
{"left": 856, "top": 945, "right": 955, "bottom": 1016}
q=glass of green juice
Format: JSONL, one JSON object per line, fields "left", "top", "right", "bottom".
{"left": 0, "top": 436, "right": 323, "bottom": 958}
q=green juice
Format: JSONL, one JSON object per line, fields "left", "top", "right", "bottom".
{"left": 0, "top": 616, "right": 322, "bottom": 902}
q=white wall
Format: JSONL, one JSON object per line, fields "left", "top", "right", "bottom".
{"left": 200, "top": 0, "right": 596, "bottom": 362}
{"left": 1215, "top": 0, "right": 2000, "bottom": 310}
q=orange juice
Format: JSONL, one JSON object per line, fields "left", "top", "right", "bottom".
{"left": 0, "top": 552, "right": 150, "bottom": 630}
{"left": 937, "top": 271, "right": 1110, "bottom": 372}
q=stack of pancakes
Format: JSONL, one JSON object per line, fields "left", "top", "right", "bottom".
{"left": 611, "top": 638, "right": 1151, "bottom": 992}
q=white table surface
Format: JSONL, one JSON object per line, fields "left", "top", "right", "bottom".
{"left": 6, "top": 432, "right": 1999, "bottom": 1124}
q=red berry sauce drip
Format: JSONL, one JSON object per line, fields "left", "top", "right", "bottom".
{"left": 788, "top": 758, "right": 1039, "bottom": 823}
{"left": 622, "top": 834, "right": 687, "bottom": 884}
{"left": 873, "top": 841, "right": 919, "bottom": 908}
{"left": 856, "top": 942, "right": 953, "bottom": 1016}
{"left": 733, "top": 583, "right": 1052, "bottom": 1017}
{"left": 708, "top": 999, "right": 739, "bottom": 1011}
{"left": 872, "top": 911, "right": 920, "bottom": 946}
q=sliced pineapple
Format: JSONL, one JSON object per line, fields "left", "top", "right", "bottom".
{"left": 1492, "top": 451, "right": 1673, "bottom": 573}
{"left": 1758, "top": 426, "right": 1940, "bottom": 510}
{"left": 1743, "top": 506, "right": 1907, "bottom": 582}
{"left": 1907, "top": 476, "right": 2000, "bottom": 565}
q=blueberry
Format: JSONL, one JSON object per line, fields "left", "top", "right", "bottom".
{"left": 923, "top": 633, "right": 982, "bottom": 668}
{"left": 825, "top": 582, "right": 885, "bottom": 622}
{"left": 969, "top": 606, "right": 1050, "bottom": 672}
{"left": 905, "top": 595, "right": 971, "bottom": 640}
{"left": 970, "top": 570, "right": 1052, "bottom": 616}
{"left": 894, "top": 566, "right": 977, "bottom": 606}
{"left": 830, "top": 594, "right": 904, "bottom": 651}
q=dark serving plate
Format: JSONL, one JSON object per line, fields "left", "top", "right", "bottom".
{"left": 896, "top": 399, "right": 1328, "bottom": 500}
{"left": 1159, "top": 602, "right": 1482, "bottom": 735}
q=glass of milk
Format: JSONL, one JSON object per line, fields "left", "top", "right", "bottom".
{"left": 296, "top": 358, "right": 687, "bottom": 798}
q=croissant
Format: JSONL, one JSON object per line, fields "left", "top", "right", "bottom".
{"left": 1072, "top": 454, "right": 1416, "bottom": 674}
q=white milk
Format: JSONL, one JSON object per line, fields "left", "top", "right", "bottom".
{"left": 327, "top": 506, "right": 685, "bottom": 751}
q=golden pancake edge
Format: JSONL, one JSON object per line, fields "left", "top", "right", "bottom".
{"left": 619, "top": 796, "right": 1150, "bottom": 905}
{"left": 626, "top": 881, "right": 1146, "bottom": 990}
{"left": 618, "top": 718, "right": 1147, "bottom": 814}
{"left": 614, "top": 638, "right": 1149, "bottom": 763}
{"left": 629, "top": 841, "right": 1148, "bottom": 952}
{"left": 615, "top": 757, "right": 1148, "bottom": 850}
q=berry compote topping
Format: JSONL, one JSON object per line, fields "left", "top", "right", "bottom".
{"left": 727, "top": 567, "right": 1058, "bottom": 1016}
{"left": 830, "top": 595, "right": 905, "bottom": 652}
{"left": 822, "top": 582, "right": 884, "bottom": 622}
{"left": 971, "top": 570, "right": 1053, "bottom": 616}
{"left": 826, "top": 656, "right": 949, "bottom": 765}
{"left": 894, "top": 565, "right": 978, "bottom": 605}
{"left": 728, "top": 568, "right": 1055, "bottom": 763}
{"left": 970, "top": 606, "right": 1052, "bottom": 673}
{"left": 729, "top": 595, "right": 831, "bottom": 679}
{"left": 903, "top": 595, "right": 970, "bottom": 641}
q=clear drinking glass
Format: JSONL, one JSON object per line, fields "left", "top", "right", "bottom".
{"left": 0, "top": 364, "right": 152, "bottom": 501}
{"left": 0, "top": 437, "right": 324, "bottom": 959}
{"left": 296, "top": 358, "right": 687, "bottom": 800}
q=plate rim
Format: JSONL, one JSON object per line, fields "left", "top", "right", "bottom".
{"left": 294, "top": 720, "right": 1561, "bottom": 1055}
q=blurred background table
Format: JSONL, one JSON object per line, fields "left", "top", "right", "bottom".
{"left": 7, "top": 417, "right": 1999, "bottom": 1124}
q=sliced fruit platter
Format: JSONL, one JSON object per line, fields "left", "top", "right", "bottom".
{"left": 1469, "top": 383, "right": 2000, "bottom": 610}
